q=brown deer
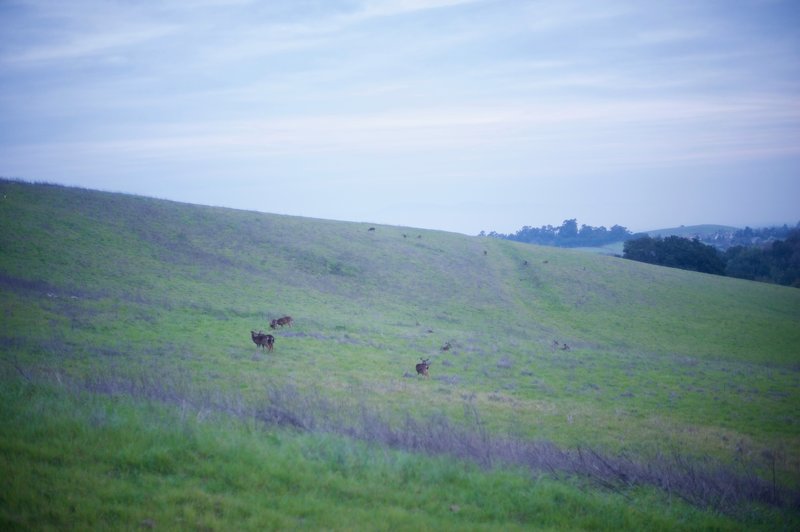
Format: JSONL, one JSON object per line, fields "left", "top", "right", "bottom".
{"left": 415, "top": 358, "right": 430, "bottom": 377}
{"left": 251, "top": 331, "right": 275, "bottom": 352}
{"left": 270, "top": 316, "right": 293, "bottom": 328}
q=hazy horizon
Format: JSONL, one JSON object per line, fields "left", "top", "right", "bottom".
{"left": 2, "top": 1, "right": 799, "bottom": 235}
{"left": 6, "top": 176, "right": 798, "bottom": 237}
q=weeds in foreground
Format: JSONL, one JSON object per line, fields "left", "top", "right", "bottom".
{"left": 6, "top": 363, "right": 797, "bottom": 517}
{"left": 4, "top": 380, "right": 761, "bottom": 531}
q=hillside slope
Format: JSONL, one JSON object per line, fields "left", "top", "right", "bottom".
{"left": 2, "top": 179, "right": 799, "bottom": 476}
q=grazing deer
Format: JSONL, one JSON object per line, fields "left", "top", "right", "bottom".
{"left": 270, "top": 316, "right": 293, "bottom": 328}
{"left": 251, "top": 331, "right": 275, "bottom": 352}
{"left": 441, "top": 342, "right": 452, "bottom": 351}
{"left": 416, "top": 358, "right": 430, "bottom": 377}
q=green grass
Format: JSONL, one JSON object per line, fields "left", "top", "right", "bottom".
{"left": 2, "top": 178, "right": 800, "bottom": 528}
{"left": 0, "top": 381, "right": 765, "bottom": 531}
{"left": 573, "top": 242, "right": 626, "bottom": 256}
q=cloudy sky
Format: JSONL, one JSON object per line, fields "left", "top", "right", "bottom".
{"left": 1, "top": 0, "right": 798, "bottom": 234}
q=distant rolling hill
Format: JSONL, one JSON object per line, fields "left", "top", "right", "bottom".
{"left": 643, "top": 224, "right": 740, "bottom": 238}
{"left": 2, "top": 178, "right": 799, "bottom": 529}
{"left": 575, "top": 224, "right": 742, "bottom": 256}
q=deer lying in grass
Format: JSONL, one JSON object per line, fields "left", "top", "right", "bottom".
{"left": 251, "top": 331, "right": 275, "bottom": 352}
{"left": 416, "top": 358, "right": 430, "bottom": 377}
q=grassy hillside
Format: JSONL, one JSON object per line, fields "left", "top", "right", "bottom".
{"left": 2, "top": 179, "right": 799, "bottom": 528}
{"left": 573, "top": 242, "right": 625, "bottom": 256}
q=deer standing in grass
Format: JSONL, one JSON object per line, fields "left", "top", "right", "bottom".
{"left": 416, "top": 358, "right": 430, "bottom": 377}
{"left": 251, "top": 331, "right": 275, "bottom": 352}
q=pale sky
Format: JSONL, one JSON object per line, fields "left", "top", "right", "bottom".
{"left": 1, "top": 0, "right": 799, "bottom": 235}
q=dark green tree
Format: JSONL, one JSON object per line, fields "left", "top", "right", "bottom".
{"left": 725, "top": 229, "right": 800, "bottom": 287}
{"left": 724, "top": 246, "right": 771, "bottom": 281}
{"left": 559, "top": 219, "right": 579, "bottom": 240}
{"left": 769, "top": 229, "right": 800, "bottom": 287}
{"left": 491, "top": 219, "right": 631, "bottom": 247}
{"left": 623, "top": 235, "right": 658, "bottom": 263}
{"left": 624, "top": 235, "right": 725, "bottom": 275}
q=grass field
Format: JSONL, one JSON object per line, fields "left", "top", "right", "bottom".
{"left": 2, "top": 380, "right": 762, "bottom": 531}
{"left": 1, "top": 178, "right": 799, "bottom": 529}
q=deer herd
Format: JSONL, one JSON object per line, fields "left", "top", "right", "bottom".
{"left": 246, "top": 231, "right": 571, "bottom": 378}
{"left": 252, "top": 317, "right": 568, "bottom": 378}
{"left": 250, "top": 315, "right": 293, "bottom": 352}
{"left": 250, "top": 315, "right": 437, "bottom": 377}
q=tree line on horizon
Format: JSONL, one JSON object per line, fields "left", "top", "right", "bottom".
{"left": 484, "top": 219, "right": 800, "bottom": 288}
{"left": 481, "top": 219, "right": 632, "bottom": 248}
{"left": 624, "top": 230, "right": 800, "bottom": 288}
{"left": 676, "top": 223, "right": 800, "bottom": 250}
